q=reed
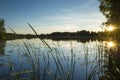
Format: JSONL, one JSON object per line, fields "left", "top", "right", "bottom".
{"left": 0, "top": 24, "right": 119, "bottom": 80}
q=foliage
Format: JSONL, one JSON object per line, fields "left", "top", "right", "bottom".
{"left": 0, "top": 18, "right": 6, "bottom": 39}
{"left": 39, "top": 30, "right": 99, "bottom": 40}
{"left": 5, "top": 30, "right": 104, "bottom": 40}
{"left": 99, "top": 0, "right": 120, "bottom": 26}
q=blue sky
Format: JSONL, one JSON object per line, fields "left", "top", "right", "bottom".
{"left": 0, "top": 0, "right": 106, "bottom": 34}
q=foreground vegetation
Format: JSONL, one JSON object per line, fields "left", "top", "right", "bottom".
{"left": 1, "top": 0, "right": 120, "bottom": 79}
{"left": 0, "top": 24, "right": 120, "bottom": 80}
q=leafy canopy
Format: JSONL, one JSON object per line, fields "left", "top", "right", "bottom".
{"left": 99, "top": 0, "right": 120, "bottom": 26}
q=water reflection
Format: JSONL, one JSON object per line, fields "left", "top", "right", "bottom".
{"left": 103, "top": 40, "right": 116, "bottom": 48}
{"left": 0, "top": 40, "right": 6, "bottom": 55}
{"left": 50, "top": 37, "right": 98, "bottom": 43}
{"left": 100, "top": 40, "right": 120, "bottom": 80}
{"left": 0, "top": 39, "right": 120, "bottom": 79}
{"left": 107, "top": 41, "right": 115, "bottom": 48}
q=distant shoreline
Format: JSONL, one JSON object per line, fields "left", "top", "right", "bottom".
{"left": 1, "top": 30, "right": 116, "bottom": 41}
{"left": 3, "top": 33, "right": 110, "bottom": 42}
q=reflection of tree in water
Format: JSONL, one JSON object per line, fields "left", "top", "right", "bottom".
{"left": 100, "top": 40, "right": 120, "bottom": 80}
{"left": 0, "top": 40, "right": 6, "bottom": 55}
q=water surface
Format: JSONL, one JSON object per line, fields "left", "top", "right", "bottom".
{"left": 0, "top": 39, "right": 119, "bottom": 80}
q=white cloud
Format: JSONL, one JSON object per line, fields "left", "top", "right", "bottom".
{"left": 34, "top": 24, "right": 79, "bottom": 34}
{"left": 13, "top": 12, "right": 106, "bottom": 34}
{"left": 36, "top": 8, "right": 106, "bottom": 33}
{"left": 43, "top": 11, "right": 106, "bottom": 26}
{"left": 11, "top": 0, "right": 106, "bottom": 34}
{"left": 61, "top": 0, "right": 97, "bottom": 12}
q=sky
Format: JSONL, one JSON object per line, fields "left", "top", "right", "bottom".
{"left": 0, "top": 0, "right": 106, "bottom": 34}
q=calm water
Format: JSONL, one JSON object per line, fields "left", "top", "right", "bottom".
{"left": 0, "top": 38, "right": 120, "bottom": 80}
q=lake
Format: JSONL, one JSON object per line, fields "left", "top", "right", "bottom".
{"left": 0, "top": 38, "right": 120, "bottom": 80}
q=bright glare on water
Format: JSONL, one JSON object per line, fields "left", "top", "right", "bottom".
{"left": 107, "top": 41, "right": 116, "bottom": 48}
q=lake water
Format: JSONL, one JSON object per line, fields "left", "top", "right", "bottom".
{"left": 0, "top": 38, "right": 120, "bottom": 80}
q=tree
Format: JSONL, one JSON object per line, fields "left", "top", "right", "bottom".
{"left": 0, "top": 18, "right": 6, "bottom": 39}
{"left": 99, "top": 0, "right": 120, "bottom": 27}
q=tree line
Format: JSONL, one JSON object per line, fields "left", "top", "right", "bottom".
{"left": 39, "top": 30, "right": 105, "bottom": 40}
{"left": 0, "top": 18, "right": 107, "bottom": 40}
{"left": 3, "top": 30, "right": 105, "bottom": 40}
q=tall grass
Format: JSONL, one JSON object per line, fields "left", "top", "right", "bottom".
{"left": 0, "top": 24, "right": 77, "bottom": 80}
{"left": 28, "top": 23, "right": 77, "bottom": 80}
{"left": 0, "top": 24, "right": 119, "bottom": 80}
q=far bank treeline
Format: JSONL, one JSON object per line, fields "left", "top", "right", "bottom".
{"left": 1, "top": 30, "right": 105, "bottom": 40}
{"left": 0, "top": 18, "right": 107, "bottom": 40}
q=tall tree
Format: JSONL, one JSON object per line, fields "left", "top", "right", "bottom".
{"left": 0, "top": 18, "right": 6, "bottom": 39}
{"left": 99, "top": 0, "right": 120, "bottom": 27}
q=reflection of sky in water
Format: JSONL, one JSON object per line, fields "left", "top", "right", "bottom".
{"left": 0, "top": 39, "right": 117, "bottom": 80}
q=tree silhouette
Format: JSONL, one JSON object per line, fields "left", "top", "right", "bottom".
{"left": 99, "top": 0, "right": 120, "bottom": 38}
{"left": 99, "top": 0, "right": 120, "bottom": 27}
{"left": 0, "top": 18, "right": 6, "bottom": 39}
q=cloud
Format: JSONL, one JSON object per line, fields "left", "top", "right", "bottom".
{"left": 61, "top": 0, "right": 97, "bottom": 13}
{"left": 78, "top": 0, "right": 97, "bottom": 9}
{"left": 10, "top": 11, "right": 106, "bottom": 34}
{"left": 43, "top": 11, "right": 106, "bottom": 25}
{"left": 34, "top": 24, "right": 79, "bottom": 34}
{"left": 23, "top": 0, "right": 106, "bottom": 34}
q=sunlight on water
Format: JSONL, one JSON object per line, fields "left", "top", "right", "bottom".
{"left": 103, "top": 41, "right": 116, "bottom": 48}
{"left": 107, "top": 41, "right": 116, "bottom": 48}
